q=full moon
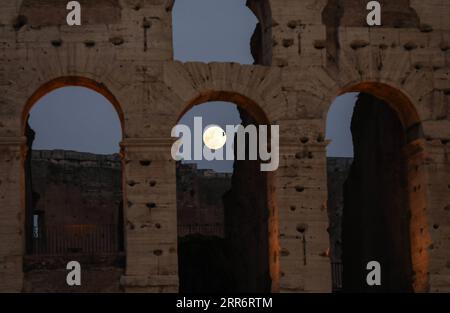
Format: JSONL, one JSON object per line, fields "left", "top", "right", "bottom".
{"left": 203, "top": 125, "right": 227, "bottom": 150}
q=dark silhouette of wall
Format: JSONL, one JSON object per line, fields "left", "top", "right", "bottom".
{"left": 342, "top": 93, "right": 413, "bottom": 292}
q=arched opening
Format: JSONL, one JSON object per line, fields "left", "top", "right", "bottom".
{"left": 22, "top": 78, "right": 125, "bottom": 292}
{"left": 171, "top": 0, "right": 272, "bottom": 65}
{"left": 174, "top": 92, "right": 278, "bottom": 293}
{"left": 326, "top": 83, "right": 430, "bottom": 293}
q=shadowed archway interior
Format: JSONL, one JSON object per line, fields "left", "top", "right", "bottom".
{"left": 21, "top": 79, "right": 125, "bottom": 292}
{"left": 175, "top": 94, "right": 278, "bottom": 293}
{"left": 326, "top": 84, "right": 430, "bottom": 293}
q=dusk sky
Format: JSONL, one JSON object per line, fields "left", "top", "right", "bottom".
{"left": 28, "top": 0, "right": 356, "bottom": 173}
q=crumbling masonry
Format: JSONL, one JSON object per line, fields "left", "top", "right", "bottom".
{"left": 0, "top": 0, "right": 449, "bottom": 292}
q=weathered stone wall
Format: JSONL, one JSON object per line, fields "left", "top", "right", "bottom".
{"left": 0, "top": 0, "right": 448, "bottom": 292}
{"left": 30, "top": 150, "right": 122, "bottom": 226}
{"left": 26, "top": 149, "right": 351, "bottom": 293}
{"left": 27, "top": 149, "right": 124, "bottom": 256}
{"left": 24, "top": 255, "right": 124, "bottom": 293}
{"left": 23, "top": 254, "right": 125, "bottom": 293}
{"left": 327, "top": 157, "right": 353, "bottom": 265}
{"left": 24, "top": 150, "right": 234, "bottom": 292}
{"left": 176, "top": 162, "right": 230, "bottom": 238}
{"left": 19, "top": 0, "right": 122, "bottom": 27}
{"left": 28, "top": 150, "right": 230, "bottom": 240}
{"left": 24, "top": 267, "right": 124, "bottom": 293}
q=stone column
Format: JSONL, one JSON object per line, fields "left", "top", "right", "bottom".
{"left": 276, "top": 140, "right": 331, "bottom": 293}
{"left": 426, "top": 140, "right": 450, "bottom": 293}
{"left": 119, "top": 138, "right": 179, "bottom": 292}
{"left": 404, "top": 139, "right": 431, "bottom": 292}
{"left": 0, "top": 137, "right": 26, "bottom": 292}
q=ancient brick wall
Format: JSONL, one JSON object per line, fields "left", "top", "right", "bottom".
{"left": 176, "top": 162, "right": 230, "bottom": 238}
{"left": 23, "top": 254, "right": 125, "bottom": 293}
{"left": 30, "top": 150, "right": 123, "bottom": 226}
{"left": 0, "top": 0, "right": 448, "bottom": 292}
{"left": 28, "top": 151, "right": 231, "bottom": 247}
{"left": 327, "top": 157, "right": 353, "bottom": 264}
{"left": 24, "top": 150, "right": 234, "bottom": 292}
{"left": 26, "top": 150, "right": 124, "bottom": 257}
{"left": 25, "top": 149, "right": 352, "bottom": 293}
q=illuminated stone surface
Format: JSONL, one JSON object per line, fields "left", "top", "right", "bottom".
{"left": 0, "top": 0, "right": 448, "bottom": 293}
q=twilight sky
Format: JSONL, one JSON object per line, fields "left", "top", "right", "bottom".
{"left": 28, "top": 0, "right": 355, "bottom": 173}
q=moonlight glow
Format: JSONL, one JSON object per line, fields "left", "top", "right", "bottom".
{"left": 203, "top": 125, "right": 227, "bottom": 150}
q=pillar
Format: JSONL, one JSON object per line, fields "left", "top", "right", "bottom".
{"left": 276, "top": 140, "right": 331, "bottom": 292}
{"left": 404, "top": 139, "right": 431, "bottom": 292}
{"left": 119, "top": 138, "right": 179, "bottom": 292}
{"left": 426, "top": 140, "right": 450, "bottom": 293}
{"left": 0, "top": 137, "right": 26, "bottom": 292}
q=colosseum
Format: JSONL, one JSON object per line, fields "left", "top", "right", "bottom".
{"left": 0, "top": 0, "right": 449, "bottom": 293}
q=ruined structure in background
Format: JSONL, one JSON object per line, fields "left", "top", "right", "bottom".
{"left": 23, "top": 149, "right": 125, "bottom": 292}
{"left": 24, "top": 151, "right": 234, "bottom": 292}
{"left": 0, "top": 0, "right": 449, "bottom": 293}
{"left": 327, "top": 157, "right": 353, "bottom": 292}
{"left": 28, "top": 150, "right": 123, "bottom": 255}
{"left": 23, "top": 149, "right": 352, "bottom": 293}
{"left": 176, "top": 162, "right": 230, "bottom": 238}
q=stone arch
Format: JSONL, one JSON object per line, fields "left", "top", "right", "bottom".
{"left": 21, "top": 76, "right": 125, "bottom": 136}
{"left": 173, "top": 86, "right": 280, "bottom": 293}
{"left": 163, "top": 62, "right": 283, "bottom": 129}
{"left": 175, "top": 90, "right": 270, "bottom": 126}
{"left": 325, "top": 81, "right": 431, "bottom": 292}
{"left": 20, "top": 76, "right": 126, "bottom": 278}
{"left": 337, "top": 82, "right": 423, "bottom": 134}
